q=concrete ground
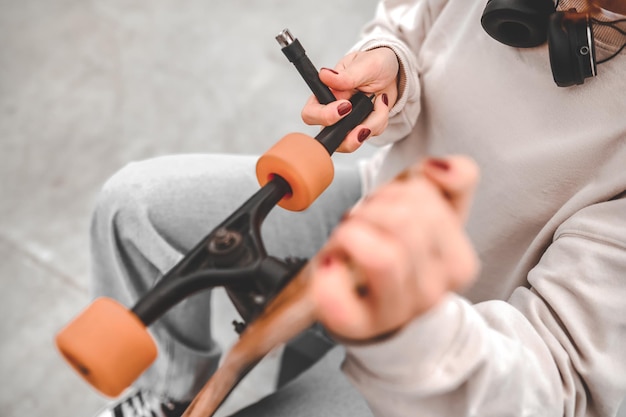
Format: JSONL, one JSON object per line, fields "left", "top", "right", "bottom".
{"left": 1, "top": 1, "right": 625, "bottom": 417}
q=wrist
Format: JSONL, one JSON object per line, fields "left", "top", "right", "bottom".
{"left": 358, "top": 39, "right": 410, "bottom": 117}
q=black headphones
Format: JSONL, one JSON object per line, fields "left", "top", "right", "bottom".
{"left": 481, "top": 0, "right": 597, "bottom": 87}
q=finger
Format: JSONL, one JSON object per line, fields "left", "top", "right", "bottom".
{"left": 351, "top": 174, "right": 449, "bottom": 240}
{"left": 432, "top": 215, "right": 480, "bottom": 291}
{"left": 349, "top": 182, "right": 478, "bottom": 310}
{"left": 320, "top": 49, "right": 398, "bottom": 94}
{"left": 366, "top": 167, "right": 479, "bottom": 295}
{"left": 314, "top": 220, "right": 413, "bottom": 339}
{"left": 319, "top": 65, "right": 363, "bottom": 93}
{"left": 334, "top": 92, "right": 393, "bottom": 153}
{"left": 301, "top": 94, "right": 353, "bottom": 126}
{"left": 334, "top": 124, "right": 371, "bottom": 153}
{"left": 311, "top": 253, "right": 374, "bottom": 339}
{"left": 420, "top": 156, "right": 480, "bottom": 222}
{"left": 367, "top": 92, "right": 393, "bottom": 136}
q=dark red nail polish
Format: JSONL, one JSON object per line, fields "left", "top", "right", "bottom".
{"left": 321, "top": 67, "right": 339, "bottom": 75}
{"left": 382, "top": 93, "right": 389, "bottom": 106}
{"left": 427, "top": 158, "right": 450, "bottom": 171}
{"left": 358, "top": 128, "right": 371, "bottom": 143}
{"left": 320, "top": 254, "right": 335, "bottom": 268}
{"left": 338, "top": 102, "right": 352, "bottom": 116}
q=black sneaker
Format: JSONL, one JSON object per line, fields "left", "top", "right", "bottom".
{"left": 93, "top": 389, "right": 190, "bottom": 417}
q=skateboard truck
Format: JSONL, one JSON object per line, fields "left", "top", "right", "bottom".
{"left": 130, "top": 30, "right": 374, "bottom": 329}
{"left": 55, "top": 28, "right": 374, "bottom": 409}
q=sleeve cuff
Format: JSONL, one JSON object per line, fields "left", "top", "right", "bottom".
{"left": 342, "top": 294, "right": 469, "bottom": 387}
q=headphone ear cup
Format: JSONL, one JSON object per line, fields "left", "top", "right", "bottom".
{"left": 481, "top": 0, "right": 556, "bottom": 47}
{"left": 547, "top": 11, "right": 597, "bottom": 87}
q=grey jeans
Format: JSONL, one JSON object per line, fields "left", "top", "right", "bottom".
{"left": 90, "top": 153, "right": 373, "bottom": 416}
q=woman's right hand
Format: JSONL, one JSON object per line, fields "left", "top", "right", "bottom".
{"left": 302, "top": 47, "right": 400, "bottom": 153}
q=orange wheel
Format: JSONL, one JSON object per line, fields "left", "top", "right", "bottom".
{"left": 256, "top": 133, "right": 334, "bottom": 211}
{"left": 55, "top": 297, "right": 158, "bottom": 397}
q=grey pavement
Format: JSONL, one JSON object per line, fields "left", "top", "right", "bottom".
{"left": 1, "top": 1, "right": 625, "bottom": 417}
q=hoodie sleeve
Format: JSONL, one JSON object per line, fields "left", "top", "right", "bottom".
{"left": 342, "top": 196, "right": 626, "bottom": 417}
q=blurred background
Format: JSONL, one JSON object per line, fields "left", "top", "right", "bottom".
{"left": 0, "top": 1, "right": 377, "bottom": 416}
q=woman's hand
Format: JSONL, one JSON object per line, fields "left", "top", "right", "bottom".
{"left": 302, "top": 47, "right": 400, "bottom": 153}
{"left": 310, "top": 156, "right": 480, "bottom": 341}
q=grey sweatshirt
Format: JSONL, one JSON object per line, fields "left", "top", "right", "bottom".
{"left": 342, "top": 1, "right": 626, "bottom": 416}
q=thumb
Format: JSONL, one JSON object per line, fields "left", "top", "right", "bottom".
{"left": 319, "top": 48, "right": 399, "bottom": 95}
{"left": 420, "top": 156, "right": 480, "bottom": 223}
{"left": 319, "top": 67, "right": 363, "bottom": 94}
{"left": 319, "top": 50, "right": 385, "bottom": 93}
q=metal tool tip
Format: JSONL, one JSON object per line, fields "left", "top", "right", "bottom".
{"left": 275, "top": 28, "right": 295, "bottom": 48}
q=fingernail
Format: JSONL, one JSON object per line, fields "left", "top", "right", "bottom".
{"left": 357, "top": 128, "right": 371, "bottom": 143}
{"left": 320, "top": 254, "right": 336, "bottom": 269}
{"left": 321, "top": 67, "right": 339, "bottom": 75}
{"left": 426, "top": 158, "right": 450, "bottom": 171}
{"left": 381, "top": 93, "right": 389, "bottom": 106}
{"left": 337, "top": 102, "right": 352, "bottom": 116}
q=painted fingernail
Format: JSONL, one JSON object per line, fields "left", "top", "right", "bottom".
{"left": 427, "top": 158, "right": 450, "bottom": 171}
{"left": 381, "top": 93, "right": 389, "bottom": 106}
{"left": 338, "top": 102, "right": 352, "bottom": 116}
{"left": 321, "top": 67, "right": 339, "bottom": 75}
{"left": 320, "top": 254, "right": 336, "bottom": 269}
{"left": 357, "top": 128, "right": 371, "bottom": 143}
